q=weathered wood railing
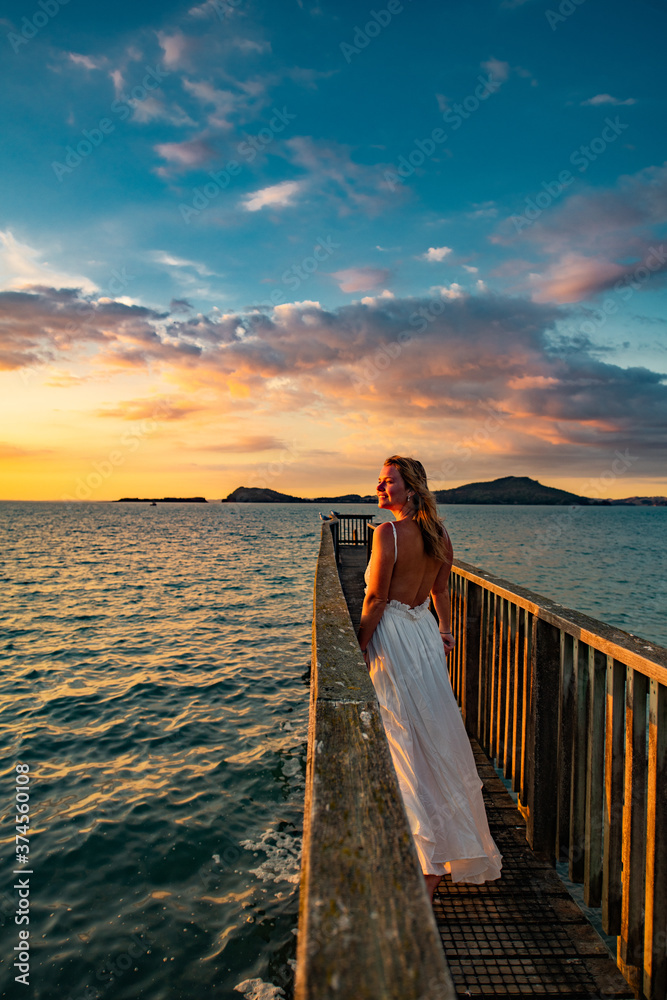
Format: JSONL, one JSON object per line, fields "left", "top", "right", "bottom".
{"left": 296, "top": 518, "right": 455, "bottom": 1000}
{"left": 448, "top": 558, "right": 667, "bottom": 1000}
{"left": 328, "top": 511, "right": 376, "bottom": 563}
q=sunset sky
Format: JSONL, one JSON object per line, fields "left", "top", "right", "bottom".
{"left": 1, "top": 0, "right": 665, "bottom": 500}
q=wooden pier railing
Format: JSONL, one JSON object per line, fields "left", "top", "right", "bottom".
{"left": 296, "top": 517, "right": 456, "bottom": 1000}
{"left": 448, "top": 558, "right": 667, "bottom": 1000}
{"left": 328, "top": 511, "right": 376, "bottom": 562}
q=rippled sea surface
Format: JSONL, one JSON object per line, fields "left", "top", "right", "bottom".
{"left": 1, "top": 501, "right": 665, "bottom": 1000}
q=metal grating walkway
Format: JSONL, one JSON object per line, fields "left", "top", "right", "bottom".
{"left": 337, "top": 544, "right": 633, "bottom": 999}
{"left": 432, "top": 745, "right": 632, "bottom": 997}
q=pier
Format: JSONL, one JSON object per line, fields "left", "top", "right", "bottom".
{"left": 296, "top": 514, "right": 667, "bottom": 1000}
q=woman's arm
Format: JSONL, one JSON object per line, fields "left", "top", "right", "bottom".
{"left": 431, "top": 536, "right": 455, "bottom": 654}
{"left": 357, "top": 522, "right": 395, "bottom": 658}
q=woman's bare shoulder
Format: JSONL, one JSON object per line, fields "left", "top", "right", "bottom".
{"left": 372, "top": 521, "right": 395, "bottom": 548}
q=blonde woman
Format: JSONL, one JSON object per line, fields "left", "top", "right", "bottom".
{"left": 358, "top": 455, "right": 502, "bottom": 902}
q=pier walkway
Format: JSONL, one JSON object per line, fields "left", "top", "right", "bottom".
{"left": 339, "top": 545, "right": 632, "bottom": 999}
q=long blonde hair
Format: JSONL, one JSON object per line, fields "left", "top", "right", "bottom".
{"left": 384, "top": 455, "right": 449, "bottom": 562}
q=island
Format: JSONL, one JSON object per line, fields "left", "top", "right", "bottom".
{"left": 433, "top": 476, "right": 584, "bottom": 505}
{"left": 115, "top": 497, "right": 208, "bottom": 503}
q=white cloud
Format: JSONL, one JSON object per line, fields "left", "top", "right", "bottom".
{"left": 182, "top": 80, "right": 239, "bottom": 130}
{"left": 234, "top": 39, "right": 271, "bottom": 55}
{"left": 463, "top": 265, "right": 479, "bottom": 273}
{"left": 68, "top": 53, "right": 106, "bottom": 71}
{"left": 242, "top": 180, "right": 303, "bottom": 212}
{"left": 421, "top": 246, "right": 453, "bottom": 262}
{"left": 150, "top": 252, "right": 215, "bottom": 277}
{"left": 467, "top": 201, "right": 498, "bottom": 219}
{"left": 0, "top": 230, "right": 97, "bottom": 294}
{"left": 130, "top": 97, "right": 195, "bottom": 127}
{"left": 481, "top": 56, "right": 511, "bottom": 82}
{"left": 154, "top": 138, "right": 216, "bottom": 171}
{"left": 431, "top": 282, "right": 465, "bottom": 300}
{"left": 581, "top": 94, "right": 637, "bottom": 106}
{"left": 361, "top": 289, "right": 395, "bottom": 305}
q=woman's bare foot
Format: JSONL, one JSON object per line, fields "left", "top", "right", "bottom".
{"left": 424, "top": 874, "right": 443, "bottom": 902}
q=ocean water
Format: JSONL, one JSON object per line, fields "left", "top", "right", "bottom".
{"left": 1, "top": 501, "right": 665, "bottom": 1000}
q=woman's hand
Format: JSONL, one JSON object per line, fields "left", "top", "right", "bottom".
{"left": 440, "top": 631, "right": 456, "bottom": 654}
{"left": 362, "top": 648, "right": 371, "bottom": 670}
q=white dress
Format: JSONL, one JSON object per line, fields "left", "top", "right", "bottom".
{"left": 365, "top": 521, "right": 502, "bottom": 882}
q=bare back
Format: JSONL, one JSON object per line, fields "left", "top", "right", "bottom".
{"left": 388, "top": 517, "right": 453, "bottom": 608}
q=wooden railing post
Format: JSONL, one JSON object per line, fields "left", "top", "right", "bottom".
{"left": 619, "top": 668, "right": 649, "bottom": 995}
{"left": 557, "top": 632, "right": 575, "bottom": 862}
{"left": 644, "top": 679, "right": 667, "bottom": 1000}
{"left": 602, "top": 657, "right": 625, "bottom": 935}
{"left": 584, "top": 647, "right": 606, "bottom": 906}
{"left": 569, "top": 638, "right": 589, "bottom": 884}
{"left": 463, "top": 580, "right": 482, "bottom": 739}
{"left": 525, "top": 617, "right": 560, "bottom": 862}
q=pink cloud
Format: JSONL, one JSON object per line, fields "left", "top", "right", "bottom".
{"left": 581, "top": 94, "right": 636, "bottom": 106}
{"left": 494, "top": 162, "right": 667, "bottom": 301}
{"left": 529, "top": 254, "right": 627, "bottom": 303}
{"left": 331, "top": 267, "right": 391, "bottom": 293}
{"left": 156, "top": 30, "right": 192, "bottom": 70}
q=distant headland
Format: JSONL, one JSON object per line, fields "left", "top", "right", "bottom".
{"left": 222, "top": 476, "right": 667, "bottom": 506}
{"left": 115, "top": 497, "right": 208, "bottom": 503}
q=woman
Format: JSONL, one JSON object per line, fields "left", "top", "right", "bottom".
{"left": 357, "top": 455, "right": 502, "bottom": 902}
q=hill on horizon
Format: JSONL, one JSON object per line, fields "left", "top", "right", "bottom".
{"left": 432, "top": 476, "right": 585, "bottom": 505}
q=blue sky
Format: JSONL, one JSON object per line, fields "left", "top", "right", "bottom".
{"left": 1, "top": 0, "right": 666, "bottom": 499}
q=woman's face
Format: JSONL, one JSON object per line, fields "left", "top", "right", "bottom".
{"left": 376, "top": 463, "right": 408, "bottom": 512}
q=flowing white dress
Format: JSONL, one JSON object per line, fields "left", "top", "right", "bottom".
{"left": 365, "top": 521, "right": 502, "bottom": 882}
